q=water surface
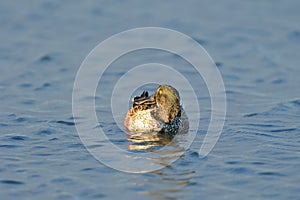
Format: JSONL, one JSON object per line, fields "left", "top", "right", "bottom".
{"left": 0, "top": 0, "right": 300, "bottom": 199}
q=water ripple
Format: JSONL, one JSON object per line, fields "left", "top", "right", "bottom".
{"left": 56, "top": 120, "right": 75, "bottom": 126}
{"left": 0, "top": 180, "right": 24, "bottom": 185}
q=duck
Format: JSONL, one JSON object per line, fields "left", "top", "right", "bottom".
{"left": 124, "top": 84, "right": 189, "bottom": 133}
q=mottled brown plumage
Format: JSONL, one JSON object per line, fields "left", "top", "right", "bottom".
{"left": 124, "top": 85, "right": 189, "bottom": 133}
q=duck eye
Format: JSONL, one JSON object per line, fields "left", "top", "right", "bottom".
{"left": 158, "top": 89, "right": 162, "bottom": 95}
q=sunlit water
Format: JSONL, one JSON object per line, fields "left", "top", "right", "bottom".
{"left": 1, "top": 1, "right": 300, "bottom": 199}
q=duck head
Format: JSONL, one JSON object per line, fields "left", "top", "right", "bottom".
{"left": 133, "top": 85, "right": 180, "bottom": 123}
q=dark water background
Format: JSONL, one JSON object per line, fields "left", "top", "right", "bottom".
{"left": 1, "top": 1, "right": 300, "bottom": 199}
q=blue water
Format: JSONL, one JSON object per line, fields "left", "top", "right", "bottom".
{"left": 1, "top": 0, "right": 300, "bottom": 199}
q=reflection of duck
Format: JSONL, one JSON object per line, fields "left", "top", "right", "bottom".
{"left": 126, "top": 131, "right": 175, "bottom": 150}
{"left": 124, "top": 85, "right": 189, "bottom": 133}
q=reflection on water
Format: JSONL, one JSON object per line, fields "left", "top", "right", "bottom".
{"left": 127, "top": 131, "right": 176, "bottom": 151}
{"left": 123, "top": 131, "right": 190, "bottom": 172}
{"left": 124, "top": 128, "right": 196, "bottom": 198}
{"left": 124, "top": 136, "right": 197, "bottom": 198}
{"left": 142, "top": 169, "right": 196, "bottom": 199}
{"left": 129, "top": 161, "right": 196, "bottom": 199}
